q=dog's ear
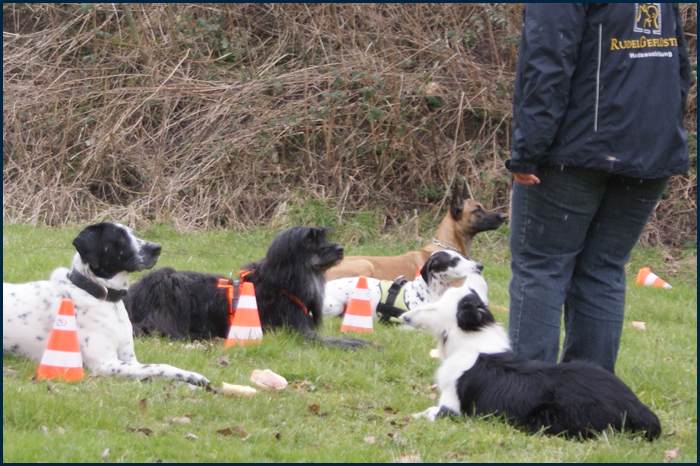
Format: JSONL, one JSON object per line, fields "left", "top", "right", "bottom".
{"left": 72, "top": 223, "right": 105, "bottom": 270}
{"left": 421, "top": 251, "right": 451, "bottom": 284}
{"left": 450, "top": 180, "right": 468, "bottom": 221}
{"left": 456, "top": 291, "right": 494, "bottom": 332}
{"left": 461, "top": 179, "right": 469, "bottom": 201}
{"left": 420, "top": 255, "right": 436, "bottom": 284}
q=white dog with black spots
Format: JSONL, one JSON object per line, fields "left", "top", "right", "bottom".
{"left": 323, "top": 250, "right": 483, "bottom": 321}
{"left": 3, "top": 222, "right": 210, "bottom": 386}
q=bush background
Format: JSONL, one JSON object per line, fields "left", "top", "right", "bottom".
{"left": 3, "top": 3, "right": 697, "bottom": 247}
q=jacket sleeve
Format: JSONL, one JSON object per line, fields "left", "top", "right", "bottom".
{"left": 507, "top": 3, "right": 587, "bottom": 174}
{"left": 674, "top": 4, "right": 691, "bottom": 114}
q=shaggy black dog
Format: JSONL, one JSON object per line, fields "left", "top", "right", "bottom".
{"left": 124, "top": 226, "right": 369, "bottom": 348}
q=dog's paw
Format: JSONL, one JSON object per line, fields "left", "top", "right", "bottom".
{"left": 412, "top": 406, "right": 440, "bottom": 422}
{"left": 185, "top": 373, "right": 211, "bottom": 387}
{"left": 436, "top": 406, "right": 460, "bottom": 418}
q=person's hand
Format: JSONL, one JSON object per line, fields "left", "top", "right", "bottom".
{"left": 512, "top": 173, "right": 541, "bottom": 185}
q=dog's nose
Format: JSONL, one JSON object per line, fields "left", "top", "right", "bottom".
{"left": 499, "top": 214, "right": 508, "bottom": 221}
{"left": 150, "top": 244, "right": 162, "bottom": 256}
{"left": 336, "top": 245, "right": 344, "bottom": 256}
{"left": 476, "top": 263, "right": 484, "bottom": 273}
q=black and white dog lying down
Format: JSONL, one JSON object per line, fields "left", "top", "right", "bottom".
{"left": 323, "top": 250, "right": 483, "bottom": 322}
{"left": 3, "top": 223, "right": 210, "bottom": 386}
{"left": 400, "top": 286, "right": 661, "bottom": 440}
{"left": 125, "top": 226, "right": 370, "bottom": 348}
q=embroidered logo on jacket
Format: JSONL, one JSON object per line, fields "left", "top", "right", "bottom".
{"left": 634, "top": 3, "right": 661, "bottom": 35}
{"left": 609, "top": 3, "right": 678, "bottom": 57}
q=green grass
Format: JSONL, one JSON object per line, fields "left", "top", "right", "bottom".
{"left": 3, "top": 223, "right": 697, "bottom": 462}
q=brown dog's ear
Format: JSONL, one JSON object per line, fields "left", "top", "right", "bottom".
{"left": 450, "top": 181, "right": 466, "bottom": 221}
{"left": 72, "top": 224, "right": 104, "bottom": 270}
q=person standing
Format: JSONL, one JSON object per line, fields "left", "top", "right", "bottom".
{"left": 505, "top": 3, "right": 691, "bottom": 373}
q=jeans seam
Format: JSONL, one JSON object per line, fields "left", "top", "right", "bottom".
{"left": 511, "top": 184, "right": 529, "bottom": 351}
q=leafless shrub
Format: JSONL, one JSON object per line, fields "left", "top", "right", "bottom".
{"left": 3, "top": 3, "right": 696, "bottom": 246}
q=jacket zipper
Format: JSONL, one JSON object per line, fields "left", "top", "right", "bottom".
{"left": 594, "top": 23, "right": 602, "bottom": 132}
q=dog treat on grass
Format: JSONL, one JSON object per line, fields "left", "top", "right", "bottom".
{"left": 221, "top": 382, "right": 257, "bottom": 397}
{"left": 250, "top": 369, "right": 288, "bottom": 390}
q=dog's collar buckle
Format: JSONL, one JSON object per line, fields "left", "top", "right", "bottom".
{"left": 432, "top": 238, "right": 466, "bottom": 257}
{"left": 68, "top": 271, "right": 127, "bottom": 303}
{"left": 217, "top": 278, "right": 240, "bottom": 319}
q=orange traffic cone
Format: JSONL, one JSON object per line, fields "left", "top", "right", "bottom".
{"left": 225, "top": 282, "right": 263, "bottom": 347}
{"left": 636, "top": 267, "right": 672, "bottom": 289}
{"left": 341, "top": 276, "right": 373, "bottom": 333}
{"left": 37, "top": 298, "right": 84, "bottom": 382}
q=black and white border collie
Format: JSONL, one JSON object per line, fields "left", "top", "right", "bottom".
{"left": 400, "top": 286, "right": 661, "bottom": 440}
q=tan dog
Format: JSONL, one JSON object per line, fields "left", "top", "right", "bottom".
{"left": 326, "top": 182, "right": 507, "bottom": 281}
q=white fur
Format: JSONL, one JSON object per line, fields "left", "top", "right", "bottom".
{"left": 323, "top": 250, "right": 481, "bottom": 319}
{"left": 400, "top": 283, "right": 508, "bottom": 421}
{"left": 3, "top": 224, "right": 210, "bottom": 386}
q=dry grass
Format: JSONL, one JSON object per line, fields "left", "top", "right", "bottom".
{"left": 3, "top": 3, "right": 697, "bottom": 246}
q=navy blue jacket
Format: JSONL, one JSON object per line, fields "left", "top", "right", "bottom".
{"left": 507, "top": 3, "right": 691, "bottom": 179}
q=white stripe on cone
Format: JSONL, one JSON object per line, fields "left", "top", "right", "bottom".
{"left": 341, "top": 314, "right": 373, "bottom": 328}
{"left": 52, "top": 315, "right": 78, "bottom": 332}
{"left": 237, "top": 295, "right": 258, "bottom": 309}
{"left": 227, "top": 326, "right": 263, "bottom": 340}
{"left": 39, "top": 349, "right": 83, "bottom": 368}
{"left": 644, "top": 272, "right": 672, "bottom": 289}
{"left": 350, "top": 286, "right": 371, "bottom": 301}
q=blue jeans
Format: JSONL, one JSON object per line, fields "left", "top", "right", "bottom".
{"left": 508, "top": 166, "right": 669, "bottom": 373}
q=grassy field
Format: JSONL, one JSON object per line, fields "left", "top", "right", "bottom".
{"left": 3, "top": 222, "right": 697, "bottom": 463}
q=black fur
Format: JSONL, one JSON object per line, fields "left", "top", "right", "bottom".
{"left": 451, "top": 295, "right": 661, "bottom": 440}
{"left": 456, "top": 352, "right": 661, "bottom": 439}
{"left": 124, "top": 268, "right": 230, "bottom": 340}
{"left": 456, "top": 292, "right": 494, "bottom": 332}
{"left": 125, "top": 226, "right": 370, "bottom": 348}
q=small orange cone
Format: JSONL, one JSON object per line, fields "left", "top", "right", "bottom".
{"left": 636, "top": 267, "right": 672, "bottom": 289}
{"left": 37, "top": 298, "right": 84, "bottom": 382}
{"left": 415, "top": 267, "right": 422, "bottom": 279}
{"left": 341, "top": 276, "right": 373, "bottom": 333}
{"left": 225, "top": 282, "right": 263, "bottom": 347}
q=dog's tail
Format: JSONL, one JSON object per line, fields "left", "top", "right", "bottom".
{"left": 319, "top": 336, "right": 377, "bottom": 349}
{"left": 625, "top": 405, "right": 662, "bottom": 440}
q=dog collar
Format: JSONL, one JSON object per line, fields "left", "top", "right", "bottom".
{"left": 68, "top": 271, "right": 127, "bottom": 303}
{"left": 432, "top": 238, "right": 466, "bottom": 257}
{"left": 282, "top": 291, "right": 308, "bottom": 314}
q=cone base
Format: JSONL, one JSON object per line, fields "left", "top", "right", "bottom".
{"left": 36, "top": 365, "right": 84, "bottom": 382}
{"left": 340, "top": 326, "right": 373, "bottom": 333}
{"left": 225, "top": 339, "right": 262, "bottom": 348}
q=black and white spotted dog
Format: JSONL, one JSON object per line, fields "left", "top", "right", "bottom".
{"left": 3, "top": 222, "right": 210, "bottom": 386}
{"left": 400, "top": 286, "right": 661, "bottom": 440}
{"left": 323, "top": 250, "right": 483, "bottom": 322}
